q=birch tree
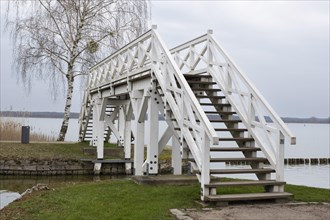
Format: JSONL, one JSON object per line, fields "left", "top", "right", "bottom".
{"left": 5, "top": 0, "right": 149, "bottom": 141}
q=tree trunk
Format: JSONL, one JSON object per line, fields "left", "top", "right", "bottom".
{"left": 57, "top": 73, "right": 74, "bottom": 141}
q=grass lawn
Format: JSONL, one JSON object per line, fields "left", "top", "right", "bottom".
{"left": 0, "top": 142, "right": 125, "bottom": 160}
{"left": 0, "top": 180, "right": 200, "bottom": 220}
{"left": 1, "top": 179, "right": 329, "bottom": 220}
{"left": 0, "top": 142, "right": 173, "bottom": 161}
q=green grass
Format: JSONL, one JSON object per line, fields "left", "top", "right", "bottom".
{"left": 1, "top": 179, "right": 329, "bottom": 220}
{"left": 0, "top": 142, "right": 117, "bottom": 160}
{"left": 286, "top": 184, "right": 330, "bottom": 202}
{"left": 0, "top": 180, "right": 200, "bottom": 220}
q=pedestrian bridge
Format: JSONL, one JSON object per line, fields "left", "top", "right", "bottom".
{"left": 78, "top": 26, "right": 296, "bottom": 203}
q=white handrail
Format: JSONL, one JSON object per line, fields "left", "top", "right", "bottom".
{"left": 152, "top": 29, "right": 218, "bottom": 144}
{"left": 169, "top": 32, "right": 296, "bottom": 145}
{"left": 209, "top": 35, "right": 296, "bottom": 145}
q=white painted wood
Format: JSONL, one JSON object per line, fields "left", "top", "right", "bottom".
{"left": 275, "top": 131, "right": 285, "bottom": 192}
{"left": 124, "top": 103, "right": 133, "bottom": 172}
{"left": 172, "top": 136, "right": 182, "bottom": 175}
{"left": 118, "top": 105, "right": 125, "bottom": 146}
{"left": 131, "top": 91, "right": 145, "bottom": 176}
{"left": 200, "top": 132, "right": 210, "bottom": 200}
{"left": 158, "top": 126, "right": 172, "bottom": 153}
{"left": 79, "top": 28, "right": 296, "bottom": 202}
{"left": 147, "top": 96, "right": 159, "bottom": 174}
{"left": 94, "top": 98, "right": 104, "bottom": 159}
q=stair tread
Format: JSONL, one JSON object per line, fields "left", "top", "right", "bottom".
{"left": 195, "top": 95, "right": 225, "bottom": 99}
{"left": 191, "top": 88, "right": 221, "bottom": 91}
{"left": 187, "top": 81, "right": 217, "bottom": 84}
{"left": 206, "top": 111, "right": 236, "bottom": 115}
{"left": 210, "top": 147, "right": 261, "bottom": 151}
{"left": 214, "top": 128, "right": 247, "bottom": 131}
{"left": 210, "top": 119, "right": 242, "bottom": 123}
{"left": 210, "top": 157, "right": 268, "bottom": 162}
{"left": 206, "top": 180, "right": 286, "bottom": 187}
{"left": 218, "top": 137, "right": 254, "bottom": 141}
{"left": 204, "top": 192, "right": 292, "bottom": 202}
{"left": 200, "top": 103, "right": 231, "bottom": 106}
{"left": 210, "top": 168, "right": 275, "bottom": 174}
{"left": 184, "top": 74, "right": 212, "bottom": 78}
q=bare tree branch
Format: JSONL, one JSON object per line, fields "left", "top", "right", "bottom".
{"left": 4, "top": 0, "right": 150, "bottom": 141}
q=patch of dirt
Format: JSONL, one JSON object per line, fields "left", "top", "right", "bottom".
{"left": 184, "top": 203, "right": 330, "bottom": 220}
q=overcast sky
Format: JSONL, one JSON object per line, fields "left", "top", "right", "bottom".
{"left": 1, "top": 1, "right": 329, "bottom": 118}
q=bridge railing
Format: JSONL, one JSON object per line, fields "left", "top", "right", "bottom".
{"left": 170, "top": 31, "right": 296, "bottom": 178}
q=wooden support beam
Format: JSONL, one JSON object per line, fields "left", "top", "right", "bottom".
{"left": 172, "top": 135, "right": 182, "bottom": 175}
{"left": 131, "top": 90, "right": 145, "bottom": 176}
{"left": 137, "top": 91, "right": 149, "bottom": 123}
{"left": 146, "top": 96, "right": 159, "bottom": 174}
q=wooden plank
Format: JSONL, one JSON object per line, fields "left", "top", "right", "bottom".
{"left": 210, "top": 147, "right": 260, "bottom": 152}
{"left": 218, "top": 137, "right": 254, "bottom": 141}
{"left": 209, "top": 168, "right": 275, "bottom": 174}
{"left": 204, "top": 192, "right": 292, "bottom": 202}
{"left": 210, "top": 157, "right": 268, "bottom": 163}
{"left": 186, "top": 81, "right": 217, "bottom": 85}
{"left": 205, "top": 180, "right": 286, "bottom": 187}
{"left": 195, "top": 95, "right": 225, "bottom": 99}
{"left": 214, "top": 128, "right": 247, "bottom": 132}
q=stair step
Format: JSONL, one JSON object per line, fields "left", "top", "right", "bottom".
{"left": 204, "top": 192, "right": 292, "bottom": 202}
{"left": 218, "top": 137, "right": 254, "bottom": 141}
{"left": 191, "top": 88, "right": 221, "bottom": 92}
{"left": 210, "top": 168, "right": 275, "bottom": 174}
{"left": 187, "top": 81, "right": 217, "bottom": 85}
{"left": 195, "top": 95, "right": 225, "bottom": 99}
{"left": 200, "top": 103, "right": 231, "bottom": 107}
{"left": 210, "top": 147, "right": 261, "bottom": 152}
{"left": 205, "top": 180, "right": 286, "bottom": 187}
{"left": 205, "top": 111, "right": 236, "bottom": 114}
{"left": 214, "top": 128, "right": 247, "bottom": 132}
{"left": 206, "top": 111, "right": 236, "bottom": 115}
{"left": 184, "top": 74, "right": 212, "bottom": 78}
{"left": 210, "top": 157, "right": 268, "bottom": 163}
{"left": 210, "top": 119, "right": 242, "bottom": 123}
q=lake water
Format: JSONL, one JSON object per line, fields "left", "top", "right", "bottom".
{"left": 1, "top": 117, "right": 330, "bottom": 190}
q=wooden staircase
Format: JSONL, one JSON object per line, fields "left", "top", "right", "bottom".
{"left": 80, "top": 104, "right": 115, "bottom": 142}
{"left": 185, "top": 74, "right": 292, "bottom": 203}
{"left": 79, "top": 27, "right": 296, "bottom": 203}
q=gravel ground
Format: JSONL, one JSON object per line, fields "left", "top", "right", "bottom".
{"left": 181, "top": 203, "right": 330, "bottom": 220}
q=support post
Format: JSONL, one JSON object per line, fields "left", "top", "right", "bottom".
{"left": 172, "top": 136, "right": 182, "bottom": 175}
{"left": 200, "top": 132, "right": 211, "bottom": 201}
{"left": 275, "top": 131, "right": 285, "bottom": 192}
{"left": 131, "top": 91, "right": 145, "bottom": 176}
{"left": 147, "top": 97, "right": 159, "bottom": 174}
{"left": 124, "top": 103, "right": 133, "bottom": 174}
{"left": 92, "top": 98, "right": 105, "bottom": 174}
{"left": 118, "top": 105, "right": 125, "bottom": 146}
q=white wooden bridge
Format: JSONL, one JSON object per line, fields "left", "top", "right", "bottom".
{"left": 78, "top": 26, "right": 296, "bottom": 203}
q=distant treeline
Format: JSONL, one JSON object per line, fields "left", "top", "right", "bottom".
{"left": 0, "top": 111, "right": 329, "bottom": 124}
{"left": 0, "top": 111, "right": 80, "bottom": 119}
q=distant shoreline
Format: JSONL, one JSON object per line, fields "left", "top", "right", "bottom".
{"left": 0, "top": 111, "right": 329, "bottom": 124}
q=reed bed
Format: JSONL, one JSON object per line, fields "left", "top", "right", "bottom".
{"left": 0, "top": 117, "right": 56, "bottom": 142}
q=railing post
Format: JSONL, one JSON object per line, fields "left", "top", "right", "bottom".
{"left": 201, "top": 131, "right": 211, "bottom": 201}
{"left": 276, "top": 131, "right": 285, "bottom": 192}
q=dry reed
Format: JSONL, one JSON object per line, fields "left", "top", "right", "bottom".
{"left": 0, "top": 117, "right": 56, "bottom": 142}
